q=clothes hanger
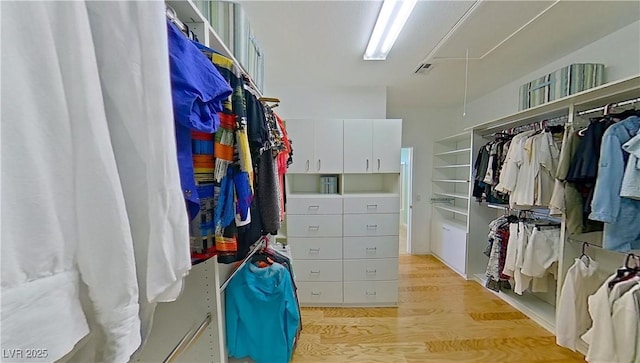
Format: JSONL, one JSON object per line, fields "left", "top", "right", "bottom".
{"left": 608, "top": 253, "right": 640, "bottom": 289}
{"left": 579, "top": 242, "right": 591, "bottom": 268}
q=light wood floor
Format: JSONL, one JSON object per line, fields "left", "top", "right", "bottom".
{"left": 291, "top": 254, "right": 585, "bottom": 363}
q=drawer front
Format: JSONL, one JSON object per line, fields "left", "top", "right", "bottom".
{"left": 295, "top": 260, "right": 343, "bottom": 282}
{"left": 343, "top": 236, "right": 399, "bottom": 259}
{"left": 343, "top": 258, "right": 398, "bottom": 281}
{"left": 343, "top": 281, "right": 398, "bottom": 304}
{"left": 343, "top": 214, "right": 399, "bottom": 237}
{"left": 287, "top": 215, "right": 342, "bottom": 237}
{"left": 288, "top": 197, "right": 343, "bottom": 215}
{"left": 297, "top": 282, "right": 343, "bottom": 304}
{"left": 290, "top": 238, "right": 343, "bottom": 260}
{"left": 343, "top": 196, "right": 400, "bottom": 214}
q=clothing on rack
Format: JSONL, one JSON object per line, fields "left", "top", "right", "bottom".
{"left": 225, "top": 255, "right": 301, "bottom": 363}
{"left": 621, "top": 131, "right": 640, "bottom": 199}
{"left": 582, "top": 263, "right": 640, "bottom": 363}
{"left": 589, "top": 115, "right": 640, "bottom": 251}
{"left": 556, "top": 257, "right": 603, "bottom": 351}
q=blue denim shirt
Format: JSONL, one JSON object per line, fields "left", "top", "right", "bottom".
{"left": 590, "top": 116, "right": 640, "bottom": 251}
{"left": 167, "top": 20, "right": 232, "bottom": 219}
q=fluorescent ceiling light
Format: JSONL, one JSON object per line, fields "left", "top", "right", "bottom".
{"left": 364, "top": 0, "right": 417, "bottom": 60}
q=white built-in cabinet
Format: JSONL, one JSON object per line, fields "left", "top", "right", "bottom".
{"left": 287, "top": 119, "right": 343, "bottom": 173}
{"left": 343, "top": 119, "right": 402, "bottom": 173}
{"left": 285, "top": 118, "right": 402, "bottom": 306}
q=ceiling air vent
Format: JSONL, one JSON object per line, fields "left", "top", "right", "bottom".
{"left": 414, "top": 63, "right": 433, "bottom": 75}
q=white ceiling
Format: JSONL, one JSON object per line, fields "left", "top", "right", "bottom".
{"left": 239, "top": 1, "right": 640, "bottom": 109}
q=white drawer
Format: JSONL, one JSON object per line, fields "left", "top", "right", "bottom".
{"left": 290, "top": 238, "right": 343, "bottom": 260}
{"left": 295, "top": 260, "right": 343, "bottom": 282}
{"left": 343, "top": 214, "right": 399, "bottom": 237}
{"left": 288, "top": 197, "right": 343, "bottom": 215}
{"left": 343, "top": 281, "right": 398, "bottom": 304}
{"left": 343, "top": 258, "right": 398, "bottom": 281}
{"left": 343, "top": 236, "right": 399, "bottom": 259}
{"left": 287, "top": 215, "right": 342, "bottom": 237}
{"left": 297, "top": 282, "right": 343, "bottom": 304}
{"left": 343, "top": 195, "right": 400, "bottom": 214}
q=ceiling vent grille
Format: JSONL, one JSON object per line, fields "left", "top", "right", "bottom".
{"left": 414, "top": 63, "right": 433, "bottom": 75}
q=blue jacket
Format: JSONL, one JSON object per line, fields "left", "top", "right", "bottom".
{"left": 590, "top": 116, "right": 640, "bottom": 251}
{"left": 226, "top": 262, "right": 300, "bottom": 363}
{"left": 167, "top": 20, "right": 232, "bottom": 219}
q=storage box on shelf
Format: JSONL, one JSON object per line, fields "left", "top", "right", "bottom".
{"left": 285, "top": 118, "right": 402, "bottom": 306}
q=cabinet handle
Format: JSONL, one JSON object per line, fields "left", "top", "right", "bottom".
{"left": 366, "top": 247, "right": 377, "bottom": 253}
{"left": 308, "top": 225, "right": 320, "bottom": 230}
{"left": 366, "top": 159, "right": 369, "bottom": 171}
{"left": 310, "top": 270, "right": 321, "bottom": 274}
{"left": 306, "top": 160, "right": 310, "bottom": 171}
{"left": 308, "top": 205, "right": 320, "bottom": 209}
{"left": 366, "top": 269, "right": 377, "bottom": 274}
{"left": 317, "top": 159, "right": 321, "bottom": 171}
{"left": 378, "top": 158, "right": 381, "bottom": 171}
{"left": 366, "top": 204, "right": 378, "bottom": 209}
{"left": 311, "top": 291, "right": 322, "bottom": 296}
{"left": 442, "top": 227, "right": 451, "bottom": 232}
{"left": 309, "top": 248, "right": 321, "bottom": 253}
{"left": 366, "top": 224, "right": 378, "bottom": 229}
{"left": 365, "top": 291, "right": 377, "bottom": 296}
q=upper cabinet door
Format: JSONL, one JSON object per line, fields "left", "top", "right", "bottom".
{"left": 343, "top": 119, "right": 373, "bottom": 173}
{"left": 286, "top": 119, "right": 315, "bottom": 173}
{"left": 314, "top": 119, "right": 344, "bottom": 173}
{"left": 373, "top": 119, "right": 402, "bottom": 173}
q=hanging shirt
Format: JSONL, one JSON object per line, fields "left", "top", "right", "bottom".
{"left": 2, "top": 2, "right": 140, "bottom": 361}
{"left": 621, "top": 131, "right": 640, "bottom": 200}
{"left": 226, "top": 262, "right": 300, "bottom": 363}
{"left": 82, "top": 1, "right": 192, "bottom": 356}
{"left": 589, "top": 116, "right": 640, "bottom": 251}
{"left": 496, "top": 131, "right": 535, "bottom": 196}
{"left": 611, "top": 284, "right": 640, "bottom": 363}
{"left": 167, "top": 19, "right": 232, "bottom": 220}
{"left": 556, "top": 258, "right": 602, "bottom": 351}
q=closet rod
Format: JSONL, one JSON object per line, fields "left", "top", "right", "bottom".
{"left": 482, "top": 115, "right": 568, "bottom": 136}
{"left": 219, "top": 237, "right": 267, "bottom": 292}
{"left": 577, "top": 97, "right": 640, "bottom": 116}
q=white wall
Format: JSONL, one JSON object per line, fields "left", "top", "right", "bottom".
{"left": 456, "top": 20, "right": 640, "bottom": 130}
{"left": 264, "top": 85, "right": 387, "bottom": 119}
{"left": 387, "top": 106, "right": 457, "bottom": 254}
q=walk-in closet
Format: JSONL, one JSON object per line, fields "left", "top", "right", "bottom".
{"left": 2, "top": 1, "right": 639, "bottom": 362}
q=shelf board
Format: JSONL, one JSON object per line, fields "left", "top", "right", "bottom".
{"left": 435, "top": 164, "right": 471, "bottom": 169}
{"left": 433, "top": 192, "right": 469, "bottom": 200}
{"left": 287, "top": 193, "right": 342, "bottom": 199}
{"left": 473, "top": 274, "right": 555, "bottom": 334}
{"left": 434, "top": 204, "right": 468, "bottom": 216}
{"left": 434, "top": 148, "right": 472, "bottom": 157}
{"left": 441, "top": 217, "right": 468, "bottom": 230}
{"left": 342, "top": 192, "right": 399, "bottom": 197}
{"left": 433, "top": 179, "right": 469, "bottom": 183}
{"left": 435, "top": 131, "right": 471, "bottom": 143}
{"left": 467, "top": 74, "right": 640, "bottom": 133}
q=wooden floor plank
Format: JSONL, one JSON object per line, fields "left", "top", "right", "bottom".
{"left": 292, "top": 254, "right": 585, "bottom": 362}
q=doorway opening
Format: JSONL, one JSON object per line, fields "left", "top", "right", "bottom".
{"left": 399, "top": 147, "right": 413, "bottom": 255}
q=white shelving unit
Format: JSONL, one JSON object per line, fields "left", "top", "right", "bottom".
{"left": 433, "top": 74, "right": 640, "bottom": 338}
{"left": 285, "top": 119, "right": 403, "bottom": 307}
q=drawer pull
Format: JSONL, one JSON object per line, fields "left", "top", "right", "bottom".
{"left": 367, "top": 204, "right": 378, "bottom": 208}
{"left": 366, "top": 291, "right": 377, "bottom": 296}
{"left": 309, "top": 248, "right": 321, "bottom": 253}
{"left": 308, "top": 225, "right": 320, "bottom": 230}
{"left": 308, "top": 205, "right": 320, "bottom": 209}
{"left": 310, "top": 270, "right": 321, "bottom": 274}
{"left": 366, "top": 224, "right": 378, "bottom": 229}
{"left": 311, "top": 291, "right": 322, "bottom": 296}
{"left": 365, "top": 247, "right": 377, "bottom": 252}
{"left": 366, "top": 269, "right": 377, "bottom": 274}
